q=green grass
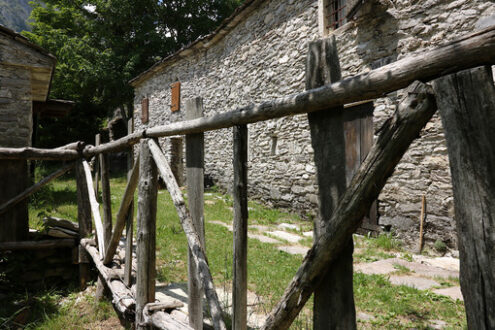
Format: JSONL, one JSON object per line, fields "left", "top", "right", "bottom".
{"left": 0, "top": 169, "right": 466, "bottom": 329}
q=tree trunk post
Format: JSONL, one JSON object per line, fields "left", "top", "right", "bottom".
{"left": 135, "top": 139, "right": 158, "bottom": 330}
{"left": 432, "top": 65, "right": 495, "bottom": 329}
{"left": 185, "top": 97, "right": 205, "bottom": 329}
{"left": 124, "top": 118, "right": 134, "bottom": 287}
{"left": 232, "top": 124, "right": 248, "bottom": 330}
{"left": 76, "top": 160, "right": 92, "bottom": 290}
{"left": 94, "top": 134, "right": 100, "bottom": 196}
{"left": 306, "top": 37, "right": 356, "bottom": 329}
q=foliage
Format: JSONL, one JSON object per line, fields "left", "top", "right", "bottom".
{"left": 23, "top": 0, "right": 243, "bottom": 147}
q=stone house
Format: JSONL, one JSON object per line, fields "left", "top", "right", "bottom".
{"left": 0, "top": 25, "right": 56, "bottom": 242}
{"left": 130, "top": 0, "right": 495, "bottom": 247}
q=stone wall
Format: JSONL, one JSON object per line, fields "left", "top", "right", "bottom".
{"left": 133, "top": 0, "right": 495, "bottom": 248}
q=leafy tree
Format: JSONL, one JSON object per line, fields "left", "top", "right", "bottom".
{"left": 24, "top": 0, "right": 242, "bottom": 147}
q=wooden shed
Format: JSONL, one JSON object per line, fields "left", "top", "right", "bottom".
{"left": 0, "top": 25, "right": 56, "bottom": 242}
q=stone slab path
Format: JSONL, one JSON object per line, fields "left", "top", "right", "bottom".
{"left": 207, "top": 219, "right": 464, "bottom": 303}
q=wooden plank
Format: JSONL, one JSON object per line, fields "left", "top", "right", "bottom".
{"left": 141, "top": 98, "right": 149, "bottom": 124}
{"left": 135, "top": 139, "right": 158, "bottom": 330}
{"left": 99, "top": 132, "right": 112, "bottom": 248}
{"left": 82, "top": 160, "right": 106, "bottom": 257}
{"left": 262, "top": 81, "right": 437, "bottom": 330}
{"left": 124, "top": 118, "right": 135, "bottom": 287}
{"left": 432, "top": 66, "right": 495, "bottom": 329}
{"left": 94, "top": 134, "right": 100, "bottom": 197}
{"left": 147, "top": 139, "right": 227, "bottom": 330}
{"left": 171, "top": 82, "right": 181, "bottom": 112}
{"left": 0, "top": 239, "right": 75, "bottom": 251}
{"left": 82, "top": 26, "right": 495, "bottom": 157}
{"left": 76, "top": 160, "right": 92, "bottom": 290}
{"left": 233, "top": 124, "right": 249, "bottom": 330}
{"left": 306, "top": 37, "right": 356, "bottom": 329}
{"left": 185, "top": 97, "right": 205, "bottom": 329}
{"left": 103, "top": 155, "right": 140, "bottom": 264}
{"left": 0, "top": 162, "right": 74, "bottom": 215}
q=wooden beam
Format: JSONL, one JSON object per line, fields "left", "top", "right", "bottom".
{"left": 185, "top": 97, "right": 206, "bottom": 329}
{"left": 135, "top": 140, "right": 158, "bottom": 330}
{"left": 147, "top": 139, "right": 227, "bottom": 330}
{"left": 306, "top": 37, "right": 356, "bottom": 329}
{"left": 82, "top": 160, "right": 105, "bottom": 257}
{"left": 0, "top": 238, "right": 75, "bottom": 251}
{"left": 94, "top": 134, "right": 101, "bottom": 197}
{"left": 261, "top": 81, "right": 437, "bottom": 329}
{"left": 432, "top": 66, "right": 495, "bottom": 329}
{"left": 0, "top": 162, "right": 74, "bottom": 215}
{"left": 142, "top": 306, "right": 193, "bottom": 330}
{"left": 103, "top": 154, "right": 140, "bottom": 264}
{"left": 76, "top": 160, "right": 92, "bottom": 290}
{"left": 124, "top": 118, "right": 135, "bottom": 287}
{"left": 232, "top": 124, "right": 248, "bottom": 330}
{"left": 82, "top": 27, "right": 495, "bottom": 157}
{"left": 0, "top": 146, "right": 79, "bottom": 160}
{"left": 99, "top": 132, "right": 112, "bottom": 249}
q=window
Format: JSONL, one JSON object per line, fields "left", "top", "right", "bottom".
{"left": 326, "top": 0, "right": 347, "bottom": 30}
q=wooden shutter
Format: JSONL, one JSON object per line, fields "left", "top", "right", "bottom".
{"left": 171, "top": 82, "right": 181, "bottom": 112}
{"left": 141, "top": 98, "right": 149, "bottom": 124}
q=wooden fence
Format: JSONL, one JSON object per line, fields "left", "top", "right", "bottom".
{"left": 1, "top": 26, "right": 495, "bottom": 329}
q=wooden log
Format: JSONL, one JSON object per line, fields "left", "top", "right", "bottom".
{"left": 432, "top": 66, "right": 495, "bottom": 330}
{"left": 306, "top": 37, "right": 356, "bottom": 329}
{"left": 55, "top": 141, "right": 83, "bottom": 151}
{"left": 0, "top": 239, "right": 75, "bottom": 251}
{"left": 80, "top": 238, "right": 135, "bottom": 317}
{"left": 99, "top": 132, "right": 112, "bottom": 249}
{"left": 0, "top": 162, "right": 74, "bottom": 216}
{"left": 185, "top": 97, "right": 206, "bottom": 329}
{"left": 147, "top": 139, "right": 226, "bottom": 330}
{"left": 232, "top": 124, "right": 249, "bottom": 330}
{"left": 135, "top": 140, "right": 158, "bottom": 330}
{"left": 82, "top": 160, "right": 106, "bottom": 257}
{"left": 82, "top": 27, "right": 495, "bottom": 157}
{"left": 94, "top": 134, "right": 100, "bottom": 198}
{"left": 76, "top": 160, "right": 93, "bottom": 290}
{"left": 142, "top": 306, "right": 193, "bottom": 330}
{"left": 125, "top": 118, "right": 135, "bottom": 287}
{"left": 261, "top": 81, "right": 437, "bottom": 330}
{"left": 103, "top": 154, "right": 140, "bottom": 265}
{"left": 0, "top": 146, "right": 79, "bottom": 160}
{"left": 418, "top": 195, "right": 426, "bottom": 253}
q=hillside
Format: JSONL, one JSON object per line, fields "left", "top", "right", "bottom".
{"left": 0, "top": 0, "right": 32, "bottom": 32}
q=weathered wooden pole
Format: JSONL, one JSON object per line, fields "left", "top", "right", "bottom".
{"left": 432, "top": 66, "right": 495, "bottom": 330}
{"left": 76, "top": 160, "right": 93, "bottom": 290}
{"left": 262, "top": 81, "right": 437, "bottom": 329}
{"left": 306, "top": 37, "right": 356, "bottom": 329}
{"left": 135, "top": 139, "right": 158, "bottom": 330}
{"left": 185, "top": 97, "right": 206, "bottom": 329}
{"left": 97, "top": 131, "right": 112, "bottom": 299}
{"left": 94, "top": 133, "right": 101, "bottom": 197}
{"left": 124, "top": 118, "right": 135, "bottom": 287}
{"left": 232, "top": 124, "right": 249, "bottom": 330}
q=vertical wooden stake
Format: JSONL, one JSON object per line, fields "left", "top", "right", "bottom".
{"left": 76, "top": 160, "right": 92, "bottom": 290}
{"left": 233, "top": 124, "right": 248, "bottom": 330}
{"left": 135, "top": 139, "right": 158, "bottom": 329}
{"left": 94, "top": 134, "right": 100, "bottom": 197}
{"left": 433, "top": 66, "right": 495, "bottom": 329}
{"left": 306, "top": 37, "right": 356, "bottom": 329}
{"left": 124, "top": 118, "right": 134, "bottom": 287}
{"left": 185, "top": 97, "right": 205, "bottom": 329}
{"left": 418, "top": 195, "right": 426, "bottom": 253}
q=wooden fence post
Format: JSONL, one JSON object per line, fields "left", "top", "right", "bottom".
{"left": 135, "top": 139, "right": 158, "bottom": 329}
{"left": 94, "top": 134, "right": 100, "bottom": 196}
{"left": 233, "top": 124, "right": 248, "bottom": 330}
{"left": 432, "top": 65, "right": 495, "bottom": 329}
{"left": 185, "top": 97, "right": 206, "bottom": 329}
{"left": 76, "top": 160, "right": 92, "bottom": 290}
{"left": 97, "top": 131, "right": 112, "bottom": 299}
{"left": 306, "top": 37, "right": 356, "bottom": 329}
{"left": 124, "top": 118, "right": 134, "bottom": 287}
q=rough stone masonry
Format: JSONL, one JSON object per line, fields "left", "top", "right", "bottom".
{"left": 131, "top": 0, "right": 495, "bottom": 248}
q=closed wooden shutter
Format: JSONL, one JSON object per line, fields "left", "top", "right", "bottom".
{"left": 171, "top": 82, "right": 181, "bottom": 112}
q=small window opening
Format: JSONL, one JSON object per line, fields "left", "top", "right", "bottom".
{"left": 327, "top": 0, "right": 347, "bottom": 29}
{"left": 271, "top": 136, "right": 278, "bottom": 156}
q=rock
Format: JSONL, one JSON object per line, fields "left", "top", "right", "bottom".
{"left": 388, "top": 275, "right": 440, "bottom": 290}
{"left": 278, "top": 245, "right": 309, "bottom": 255}
{"left": 248, "top": 233, "right": 280, "bottom": 244}
{"left": 266, "top": 230, "right": 303, "bottom": 243}
{"left": 433, "top": 286, "right": 463, "bottom": 301}
{"left": 277, "top": 223, "right": 300, "bottom": 231}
